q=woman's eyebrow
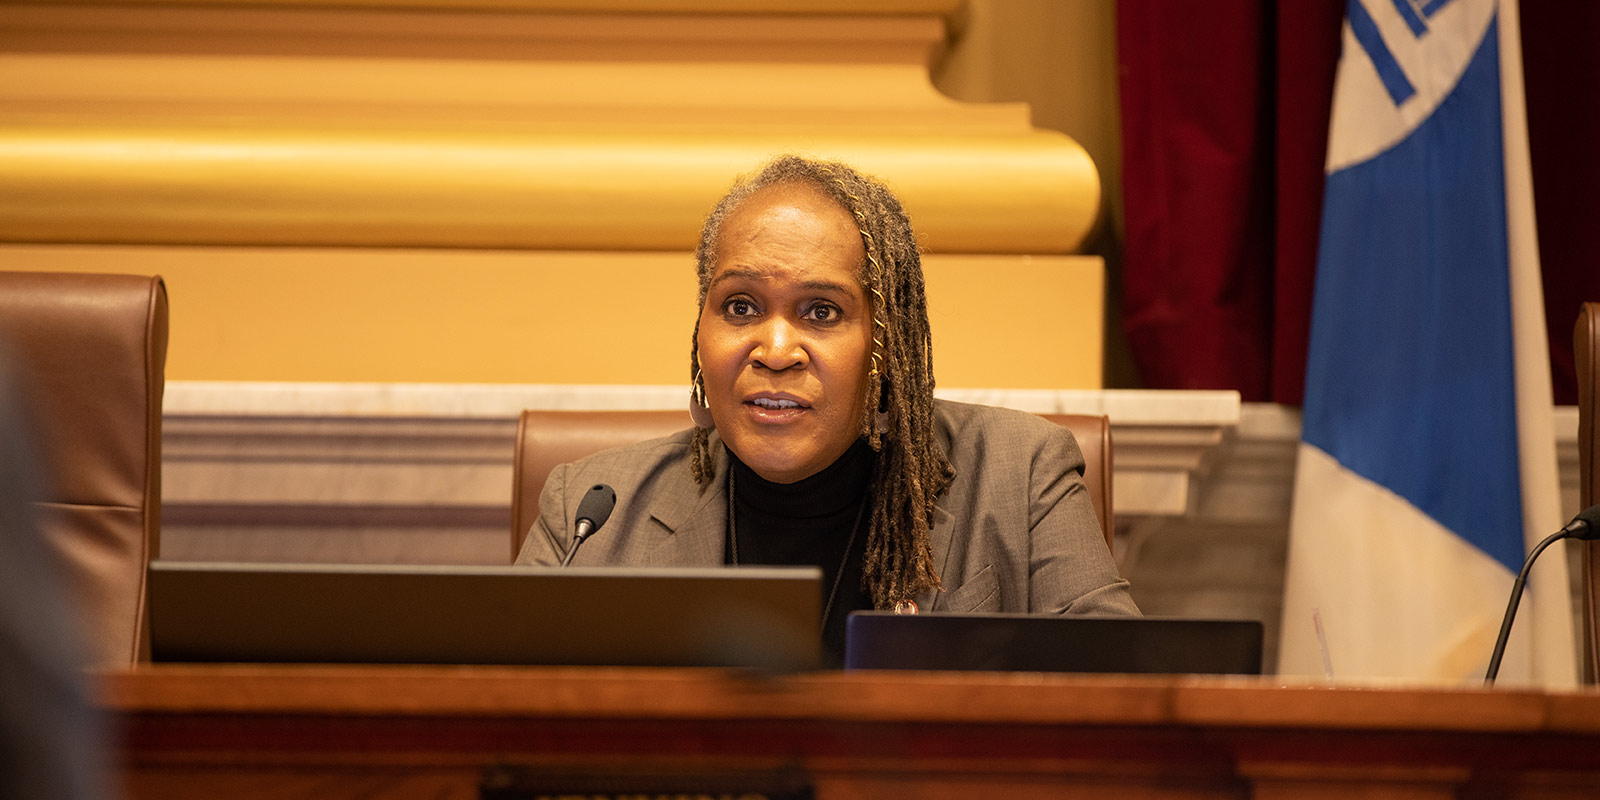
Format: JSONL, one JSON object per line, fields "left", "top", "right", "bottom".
{"left": 708, "top": 269, "right": 856, "bottom": 298}
{"left": 797, "top": 280, "right": 857, "bottom": 298}
{"left": 707, "top": 267, "right": 763, "bottom": 291}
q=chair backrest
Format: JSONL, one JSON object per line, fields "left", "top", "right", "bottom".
{"left": 1045, "top": 413, "right": 1115, "bottom": 542}
{"left": 0, "top": 271, "right": 167, "bottom": 667}
{"left": 510, "top": 409, "right": 1115, "bottom": 560}
{"left": 511, "top": 410, "right": 687, "bottom": 561}
{"left": 1578, "top": 302, "right": 1599, "bottom": 682}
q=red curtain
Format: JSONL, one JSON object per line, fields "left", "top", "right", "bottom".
{"left": 1116, "top": 0, "right": 1600, "bottom": 405}
{"left": 1523, "top": 2, "right": 1600, "bottom": 405}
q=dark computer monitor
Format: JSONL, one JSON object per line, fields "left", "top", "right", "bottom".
{"left": 148, "top": 561, "right": 822, "bottom": 671}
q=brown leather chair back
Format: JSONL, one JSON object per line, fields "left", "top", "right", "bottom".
{"left": 0, "top": 272, "right": 167, "bottom": 667}
{"left": 510, "top": 409, "right": 1115, "bottom": 560}
{"left": 1044, "top": 413, "right": 1114, "bottom": 543}
{"left": 1578, "top": 302, "right": 1599, "bottom": 682}
{"left": 511, "top": 410, "right": 688, "bottom": 561}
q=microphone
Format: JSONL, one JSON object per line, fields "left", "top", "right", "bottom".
{"left": 1560, "top": 504, "right": 1600, "bottom": 540}
{"left": 1484, "top": 504, "right": 1600, "bottom": 684}
{"left": 559, "top": 483, "right": 616, "bottom": 567}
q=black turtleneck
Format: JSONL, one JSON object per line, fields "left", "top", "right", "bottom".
{"left": 724, "top": 438, "right": 875, "bottom": 668}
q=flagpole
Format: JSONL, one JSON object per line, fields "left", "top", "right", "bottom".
{"left": 1497, "top": 0, "right": 1576, "bottom": 687}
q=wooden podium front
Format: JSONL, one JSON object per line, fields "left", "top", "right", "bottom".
{"left": 103, "top": 666, "right": 1600, "bottom": 799}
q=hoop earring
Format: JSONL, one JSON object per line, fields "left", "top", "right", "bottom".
{"left": 690, "top": 369, "right": 714, "bottom": 430}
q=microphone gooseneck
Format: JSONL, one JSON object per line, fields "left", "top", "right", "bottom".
{"left": 1484, "top": 504, "right": 1600, "bottom": 684}
{"left": 559, "top": 483, "right": 616, "bottom": 567}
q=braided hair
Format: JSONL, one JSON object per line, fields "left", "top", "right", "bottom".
{"left": 688, "top": 155, "right": 953, "bottom": 607}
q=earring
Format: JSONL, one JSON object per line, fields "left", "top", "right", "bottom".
{"left": 689, "top": 369, "right": 714, "bottom": 430}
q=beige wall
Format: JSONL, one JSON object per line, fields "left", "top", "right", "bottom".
{"left": 935, "top": 0, "right": 1122, "bottom": 229}
{"left": 9, "top": 245, "right": 1102, "bottom": 387}
{"left": 934, "top": 0, "right": 1137, "bottom": 387}
{"left": 0, "top": 1, "right": 1109, "bottom": 388}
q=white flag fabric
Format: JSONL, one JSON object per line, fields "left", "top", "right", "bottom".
{"left": 1278, "top": 0, "right": 1574, "bottom": 686}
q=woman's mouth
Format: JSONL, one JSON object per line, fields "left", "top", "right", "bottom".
{"left": 745, "top": 395, "right": 810, "bottom": 421}
{"left": 752, "top": 397, "right": 802, "bottom": 410}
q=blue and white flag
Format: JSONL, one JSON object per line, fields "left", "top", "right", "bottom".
{"left": 1278, "top": 0, "right": 1574, "bottom": 685}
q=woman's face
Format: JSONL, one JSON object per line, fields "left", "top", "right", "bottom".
{"left": 697, "top": 183, "right": 874, "bottom": 484}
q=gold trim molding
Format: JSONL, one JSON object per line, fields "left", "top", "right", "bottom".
{"left": 0, "top": 125, "right": 1098, "bottom": 253}
{"left": 0, "top": 0, "right": 1101, "bottom": 252}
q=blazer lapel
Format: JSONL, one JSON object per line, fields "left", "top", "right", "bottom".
{"left": 644, "top": 434, "right": 728, "bottom": 567}
{"left": 916, "top": 419, "right": 960, "bottom": 612}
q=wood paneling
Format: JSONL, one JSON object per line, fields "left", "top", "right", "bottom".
{"left": 102, "top": 666, "right": 1600, "bottom": 799}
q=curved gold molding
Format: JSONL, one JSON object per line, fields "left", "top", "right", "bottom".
{"left": 0, "top": 124, "right": 1100, "bottom": 254}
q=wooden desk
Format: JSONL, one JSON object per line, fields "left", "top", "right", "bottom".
{"left": 103, "top": 666, "right": 1600, "bottom": 799}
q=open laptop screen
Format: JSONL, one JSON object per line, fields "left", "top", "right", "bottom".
{"left": 845, "top": 612, "right": 1264, "bottom": 675}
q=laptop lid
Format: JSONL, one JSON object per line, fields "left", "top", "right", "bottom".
{"left": 148, "top": 561, "right": 822, "bottom": 671}
{"left": 844, "top": 612, "right": 1264, "bottom": 675}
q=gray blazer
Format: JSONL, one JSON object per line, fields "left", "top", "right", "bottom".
{"left": 517, "top": 399, "right": 1138, "bottom": 616}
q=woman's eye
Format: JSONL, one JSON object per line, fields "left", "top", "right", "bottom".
{"left": 724, "top": 298, "right": 757, "bottom": 317}
{"left": 806, "top": 303, "right": 840, "bottom": 323}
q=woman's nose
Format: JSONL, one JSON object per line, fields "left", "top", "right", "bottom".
{"left": 750, "top": 318, "right": 806, "bottom": 371}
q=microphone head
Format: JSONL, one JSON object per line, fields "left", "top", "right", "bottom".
{"left": 574, "top": 483, "right": 617, "bottom": 535}
{"left": 1566, "top": 504, "right": 1600, "bottom": 541}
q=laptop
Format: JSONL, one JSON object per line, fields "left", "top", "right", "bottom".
{"left": 148, "top": 561, "right": 822, "bottom": 671}
{"left": 844, "top": 612, "right": 1264, "bottom": 675}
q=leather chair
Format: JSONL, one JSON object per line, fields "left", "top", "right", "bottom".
{"left": 511, "top": 409, "right": 1115, "bottom": 560}
{"left": 511, "top": 410, "right": 687, "bottom": 561}
{"left": 0, "top": 272, "right": 168, "bottom": 667}
{"left": 1578, "top": 302, "right": 1599, "bottom": 682}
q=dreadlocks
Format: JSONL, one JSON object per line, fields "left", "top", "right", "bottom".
{"left": 688, "top": 155, "right": 953, "bottom": 608}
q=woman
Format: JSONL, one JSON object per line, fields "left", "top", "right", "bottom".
{"left": 518, "top": 155, "right": 1137, "bottom": 663}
